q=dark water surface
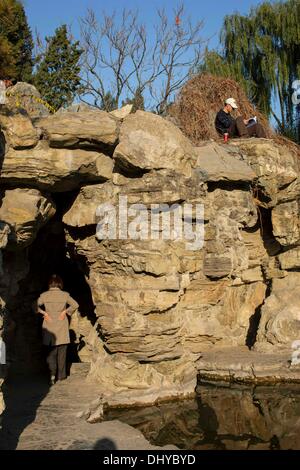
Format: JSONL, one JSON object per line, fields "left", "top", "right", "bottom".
{"left": 104, "top": 383, "right": 300, "bottom": 450}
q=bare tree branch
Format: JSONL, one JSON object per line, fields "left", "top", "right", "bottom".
{"left": 79, "top": 3, "right": 206, "bottom": 113}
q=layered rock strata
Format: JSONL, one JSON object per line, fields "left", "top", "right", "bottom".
{"left": 1, "top": 86, "right": 300, "bottom": 410}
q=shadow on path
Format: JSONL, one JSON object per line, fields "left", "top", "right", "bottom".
{"left": 93, "top": 438, "right": 117, "bottom": 450}
{"left": 0, "top": 370, "right": 50, "bottom": 450}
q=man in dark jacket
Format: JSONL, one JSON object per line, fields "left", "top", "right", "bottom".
{"left": 215, "top": 98, "right": 266, "bottom": 138}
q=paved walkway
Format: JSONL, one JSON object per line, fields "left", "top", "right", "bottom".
{"left": 0, "top": 364, "right": 176, "bottom": 450}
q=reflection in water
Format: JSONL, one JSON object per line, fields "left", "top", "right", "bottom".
{"left": 104, "top": 384, "right": 300, "bottom": 450}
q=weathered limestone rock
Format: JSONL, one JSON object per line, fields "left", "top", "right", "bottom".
{"left": 180, "top": 280, "right": 266, "bottom": 353}
{"left": 63, "top": 170, "right": 206, "bottom": 227}
{"left": 55, "top": 103, "right": 93, "bottom": 114}
{"left": 256, "top": 273, "right": 300, "bottom": 352}
{"left": 69, "top": 314, "right": 95, "bottom": 363}
{"left": 0, "top": 368, "right": 5, "bottom": 416}
{"left": 6, "top": 82, "right": 50, "bottom": 118}
{"left": 87, "top": 338, "right": 197, "bottom": 406}
{"left": 0, "top": 188, "right": 55, "bottom": 249}
{"left": 0, "top": 222, "right": 10, "bottom": 251}
{"left": 2, "top": 98, "right": 300, "bottom": 409}
{"left": 65, "top": 234, "right": 190, "bottom": 361}
{"left": 0, "top": 109, "right": 39, "bottom": 149}
{"left": 64, "top": 178, "right": 265, "bottom": 400}
{"left": 203, "top": 188, "right": 258, "bottom": 280}
{"left": 0, "top": 382, "right": 4, "bottom": 416}
{"left": 272, "top": 200, "right": 300, "bottom": 246}
{"left": 278, "top": 247, "right": 300, "bottom": 270}
{"left": 113, "top": 111, "right": 196, "bottom": 176}
{"left": 195, "top": 141, "right": 256, "bottom": 182}
{"left": 110, "top": 104, "right": 133, "bottom": 120}
{"left": 0, "top": 222, "right": 10, "bottom": 277}
{"left": 241, "top": 227, "right": 268, "bottom": 274}
{"left": 228, "top": 137, "right": 300, "bottom": 253}
{"left": 36, "top": 110, "right": 118, "bottom": 150}
{"left": 197, "top": 347, "right": 300, "bottom": 384}
{"left": 61, "top": 138, "right": 284, "bottom": 403}
{"left": 228, "top": 138, "right": 300, "bottom": 205}
{"left": 0, "top": 142, "right": 114, "bottom": 191}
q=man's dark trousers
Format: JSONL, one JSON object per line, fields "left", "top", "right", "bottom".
{"left": 228, "top": 116, "right": 266, "bottom": 138}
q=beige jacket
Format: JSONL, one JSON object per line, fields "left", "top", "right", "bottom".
{"left": 37, "top": 287, "right": 79, "bottom": 346}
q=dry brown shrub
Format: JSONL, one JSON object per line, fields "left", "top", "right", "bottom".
{"left": 170, "top": 73, "right": 299, "bottom": 157}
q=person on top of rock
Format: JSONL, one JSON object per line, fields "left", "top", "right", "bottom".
{"left": 35, "top": 274, "right": 79, "bottom": 385}
{"left": 215, "top": 97, "right": 266, "bottom": 139}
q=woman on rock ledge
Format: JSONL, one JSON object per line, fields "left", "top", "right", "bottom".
{"left": 35, "top": 274, "right": 79, "bottom": 385}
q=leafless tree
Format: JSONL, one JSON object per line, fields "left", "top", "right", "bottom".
{"left": 33, "top": 27, "right": 45, "bottom": 64}
{"left": 79, "top": 4, "right": 205, "bottom": 113}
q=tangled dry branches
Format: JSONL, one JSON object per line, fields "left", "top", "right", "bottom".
{"left": 170, "top": 73, "right": 299, "bottom": 157}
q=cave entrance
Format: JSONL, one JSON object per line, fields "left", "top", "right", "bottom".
{"left": 245, "top": 206, "right": 279, "bottom": 349}
{"left": 10, "top": 191, "right": 96, "bottom": 376}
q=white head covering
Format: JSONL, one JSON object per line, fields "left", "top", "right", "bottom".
{"left": 225, "top": 98, "right": 238, "bottom": 109}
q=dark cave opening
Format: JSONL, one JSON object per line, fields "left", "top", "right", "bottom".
{"left": 245, "top": 205, "right": 281, "bottom": 349}
{"left": 257, "top": 206, "right": 282, "bottom": 257}
{"left": 9, "top": 190, "right": 96, "bottom": 375}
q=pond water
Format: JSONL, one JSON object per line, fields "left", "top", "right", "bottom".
{"left": 104, "top": 383, "right": 300, "bottom": 450}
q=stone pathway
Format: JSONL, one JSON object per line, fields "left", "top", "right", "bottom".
{"left": 0, "top": 364, "right": 176, "bottom": 450}
{"left": 197, "top": 346, "right": 300, "bottom": 384}
{"left": 4, "top": 348, "right": 298, "bottom": 450}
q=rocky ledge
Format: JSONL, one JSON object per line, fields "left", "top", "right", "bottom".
{"left": 197, "top": 346, "right": 300, "bottom": 385}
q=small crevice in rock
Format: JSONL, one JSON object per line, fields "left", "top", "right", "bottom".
{"left": 49, "top": 141, "right": 117, "bottom": 158}
{"left": 246, "top": 281, "right": 272, "bottom": 349}
{"left": 257, "top": 206, "right": 282, "bottom": 257}
{"left": 207, "top": 181, "right": 251, "bottom": 193}
{"left": 112, "top": 160, "right": 151, "bottom": 178}
{"left": 65, "top": 224, "right": 97, "bottom": 242}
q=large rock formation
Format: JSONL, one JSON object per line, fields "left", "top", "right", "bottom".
{"left": 1, "top": 142, "right": 114, "bottom": 191}
{"left": 0, "top": 188, "right": 55, "bottom": 249}
{"left": 6, "top": 82, "right": 50, "bottom": 118}
{"left": 36, "top": 110, "right": 118, "bottom": 150}
{"left": 1, "top": 86, "right": 300, "bottom": 412}
{"left": 255, "top": 274, "right": 300, "bottom": 351}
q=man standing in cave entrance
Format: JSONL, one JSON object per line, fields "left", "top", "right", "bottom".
{"left": 35, "top": 274, "right": 79, "bottom": 385}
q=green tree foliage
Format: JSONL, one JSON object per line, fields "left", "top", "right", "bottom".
{"left": 0, "top": 0, "right": 33, "bottom": 81}
{"left": 200, "top": 49, "right": 254, "bottom": 100}
{"left": 122, "top": 88, "right": 145, "bottom": 112}
{"left": 34, "top": 25, "right": 83, "bottom": 110}
{"left": 201, "top": 0, "right": 300, "bottom": 140}
{"left": 0, "top": 36, "right": 16, "bottom": 78}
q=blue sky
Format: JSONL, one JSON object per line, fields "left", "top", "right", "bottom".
{"left": 23, "top": 0, "right": 267, "bottom": 112}
{"left": 24, "top": 0, "right": 263, "bottom": 51}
